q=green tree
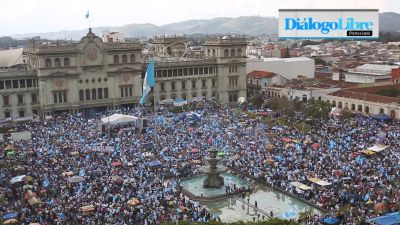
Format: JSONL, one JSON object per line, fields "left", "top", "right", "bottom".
{"left": 339, "top": 109, "right": 355, "bottom": 120}
{"left": 305, "top": 99, "right": 331, "bottom": 118}
{"left": 377, "top": 87, "right": 400, "bottom": 97}
{"left": 266, "top": 98, "right": 295, "bottom": 117}
{"left": 314, "top": 58, "right": 326, "bottom": 66}
{"left": 252, "top": 95, "right": 264, "bottom": 108}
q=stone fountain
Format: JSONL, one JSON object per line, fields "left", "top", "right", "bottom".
{"left": 199, "top": 147, "right": 226, "bottom": 188}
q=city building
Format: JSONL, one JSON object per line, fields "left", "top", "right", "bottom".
{"left": 324, "top": 84, "right": 400, "bottom": 119}
{"left": 392, "top": 68, "right": 400, "bottom": 84}
{"left": 0, "top": 29, "right": 248, "bottom": 120}
{"left": 247, "top": 57, "right": 315, "bottom": 80}
{"left": 343, "top": 64, "right": 399, "bottom": 84}
{"left": 153, "top": 35, "right": 247, "bottom": 104}
{"left": 102, "top": 31, "right": 125, "bottom": 43}
{"left": 0, "top": 48, "right": 38, "bottom": 121}
{"left": 265, "top": 79, "right": 356, "bottom": 102}
{"left": 246, "top": 70, "right": 286, "bottom": 97}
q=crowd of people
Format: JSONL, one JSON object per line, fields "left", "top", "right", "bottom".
{"left": 0, "top": 102, "right": 399, "bottom": 225}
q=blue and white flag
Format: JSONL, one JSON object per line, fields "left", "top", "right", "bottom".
{"left": 139, "top": 58, "right": 155, "bottom": 105}
{"left": 79, "top": 169, "right": 85, "bottom": 176}
{"left": 43, "top": 177, "right": 50, "bottom": 187}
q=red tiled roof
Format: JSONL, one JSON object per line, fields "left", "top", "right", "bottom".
{"left": 328, "top": 85, "right": 400, "bottom": 104}
{"left": 247, "top": 70, "right": 276, "bottom": 78}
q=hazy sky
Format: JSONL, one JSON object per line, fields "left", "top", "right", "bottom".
{"left": 1, "top": 0, "right": 399, "bottom": 35}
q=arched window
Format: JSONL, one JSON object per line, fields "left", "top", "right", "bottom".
{"left": 114, "top": 55, "right": 119, "bottom": 64}
{"left": 45, "top": 58, "right": 52, "bottom": 68}
{"left": 79, "top": 90, "right": 84, "bottom": 101}
{"left": 212, "top": 49, "right": 216, "bottom": 57}
{"left": 237, "top": 48, "right": 242, "bottom": 56}
{"left": 98, "top": 88, "right": 103, "bottom": 99}
{"left": 130, "top": 54, "right": 135, "bottom": 63}
{"left": 351, "top": 104, "right": 355, "bottom": 110}
{"left": 207, "top": 49, "right": 210, "bottom": 56}
{"left": 85, "top": 89, "right": 90, "bottom": 100}
{"left": 92, "top": 88, "right": 97, "bottom": 100}
{"left": 358, "top": 105, "right": 362, "bottom": 112}
{"left": 224, "top": 49, "right": 229, "bottom": 57}
{"left": 332, "top": 100, "right": 336, "bottom": 107}
{"left": 379, "top": 108, "right": 384, "bottom": 114}
{"left": 122, "top": 55, "right": 127, "bottom": 63}
{"left": 365, "top": 106, "right": 370, "bottom": 113}
{"left": 104, "top": 88, "right": 109, "bottom": 98}
{"left": 55, "top": 58, "right": 61, "bottom": 67}
{"left": 64, "top": 58, "right": 70, "bottom": 66}
{"left": 338, "top": 102, "right": 343, "bottom": 108}
{"left": 231, "top": 49, "right": 236, "bottom": 57}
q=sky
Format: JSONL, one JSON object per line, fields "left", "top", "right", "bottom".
{"left": 1, "top": 0, "right": 399, "bottom": 35}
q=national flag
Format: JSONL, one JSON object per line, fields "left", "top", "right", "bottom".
{"left": 139, "top": 58, "right": 155, "bottom": 105}
{"left": 43, "top": 177, "right": 50, "bottom": 187}
{"left": 79, "top": 169, "right": 85, "bottom": 176}
{"left": 85, "top": 11, "right": 90, "bottom": 19}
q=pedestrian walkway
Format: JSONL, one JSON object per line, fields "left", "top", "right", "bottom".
{"left": 233, "top": 196, "right": 272, "bottom": 218}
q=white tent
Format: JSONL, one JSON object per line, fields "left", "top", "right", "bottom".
{"left": 101, "top": 114, "right": 138, "bottom": 125}
{"left": 329, "top": 107, "right": 341, "bottom": 116}
{"left": 238, "top": 97, "right": 246, "bottom": 104}
{"left": 367, "top": 144, "right": 389, "bottom": 153}
{"left": 10, "top": 175, "right": 26, "bottom": 184}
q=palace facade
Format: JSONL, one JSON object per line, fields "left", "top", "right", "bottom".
{"left": 0, "top": 29, "right": 247, "bottom": 120}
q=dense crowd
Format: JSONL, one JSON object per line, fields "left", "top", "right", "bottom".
{"left": 0, "top": 102, "right": 399, "bottom": 225}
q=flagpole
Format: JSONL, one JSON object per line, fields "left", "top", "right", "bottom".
{"left": 153, "top": 58, "right": 157, "bottom": 147}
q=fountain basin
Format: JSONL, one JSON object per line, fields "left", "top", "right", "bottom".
{"left": 180, "top": 173, "right": 250, "bottom": 200}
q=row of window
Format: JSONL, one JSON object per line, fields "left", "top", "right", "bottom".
{"left": 3, "top": 109, "right": 39, "bottom": 119}
{"left": 45, "top": 58, "right": 70, "bottom": 68}
{"left": 53, "top": 91, "right": 68, "bottom": 104}
{"left": 113, "top": 54, "right": 135, "bottom": 64}
{"left": 228, "top": 76, "right": 239, "bottom": 87}
{"left": 328, "top": 100, "right": 377, "bottom": 114}
{"left": 160, "top": 91, "right": 217, "bottom": 101}
{"left": 0, "top": 79, "right": 38, "bottom": 89}
{"left": 159, "top": 79, "right": 217, "bottom": 92}
{"left": 79, "top": 88, "right": 109, "bottom": 101}
{"left": 120, "top": 85, "right": 133, "bottom": 98}
{"left": 155, "top": 67, "right": 215, "bottom": 78}
{"left": 229, "top": 65, "right": 238, "bottom": 73}
{"left": 228, "top": 92, "right": 239, "bottom": 103}
{"left": 43, "top": 54, "right": 136, "bottom": 68}
{"left": 79, "top": 78, "right": 107, "bottom": 84}
{"left": 206, "top": 48, "right": 243, "bottom": 57}
{"left": 2, "top": 94, "right": 38, "bottom": 106}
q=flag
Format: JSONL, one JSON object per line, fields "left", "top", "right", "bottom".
{"left": 43, "top": 177, "right": 50, "bottom": 187}
{"left": 139, "top": 58, "right": 155, "bottom": 105}
{"left": 85, "top": 11, "right": 89, "bottom": 19}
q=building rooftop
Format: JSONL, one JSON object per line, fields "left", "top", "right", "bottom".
{"left": 328, "top": 84, "right": 400, "bottom": 104}
{"left": 0, "top": 48, "right": 24, "bottom": 68}
{"left": 247, "top": 70, "right": 275, "bottom": 78}
{"left": 348, "top": 64, "right": 399, "bottom": 76}
{"left": 261, "top": 57, "right": 314, "bottom": 62}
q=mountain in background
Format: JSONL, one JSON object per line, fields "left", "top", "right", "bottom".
{"left": 9, "top": 16, "right": 278, "bottom": 40}
{"left": 4, "top": 12, "right": 400, "bottom": 40}
{"left": 379, "top": 12, "right": 400, "bottom": 32}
